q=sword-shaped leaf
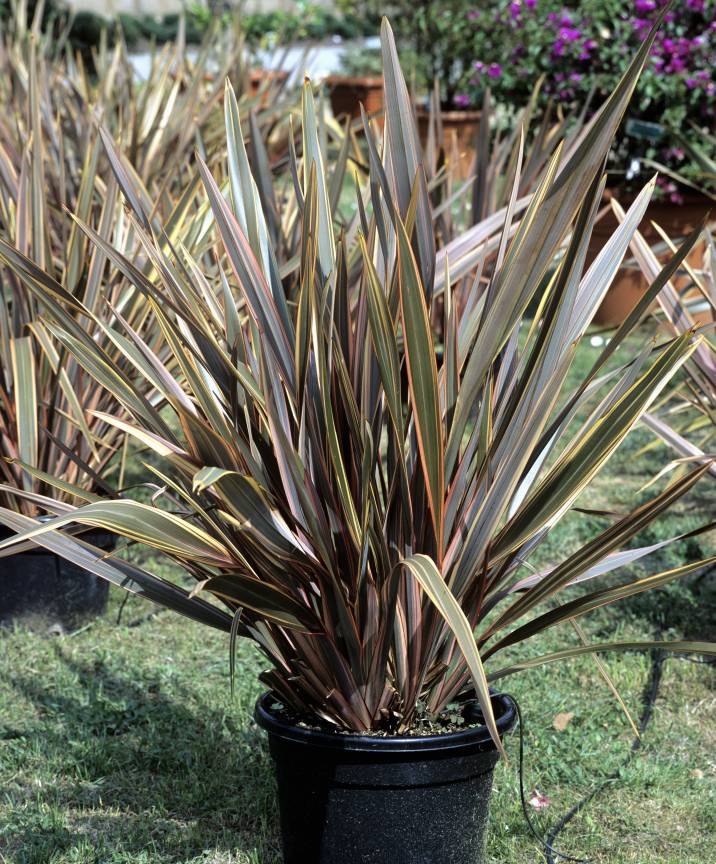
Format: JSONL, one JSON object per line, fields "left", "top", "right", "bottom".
{"left": 402, "top": 553, "right": 505, "bottom": 757}
{"left": 397, "top": 217, "right": 444, "bottom": 555}
{"left": 9, "top": 337, "right": 37, "bottom": 488}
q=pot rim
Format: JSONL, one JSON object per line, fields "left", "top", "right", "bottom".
{"left": 325, "top": 74, "right": 384, "bottom": 87}
{"left": 604, "top": 186, "right": 716, "bottom": 208}
{"left": 0, "top": 521, "right": 116, "bottom": 552}
{"left": 416, "top": 108, "right": 482, "bottom": 121}
{"left": 255, "top": 689, "right": 515, "bottom": 754}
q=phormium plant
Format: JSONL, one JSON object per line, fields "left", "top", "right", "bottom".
{"left": 613, "top": 202, "right": 716, "bottom": 477}
{"left": 0, "top": 10, "right": 297, "bottom": 515}
{"left": 0, "top": 18, "right": 714, "bottom": 751}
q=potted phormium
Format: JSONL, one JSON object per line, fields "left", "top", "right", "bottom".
{"left": 0, "top": 27, "right": 200, "bottom": 628}
{"left": 2, "top": 16, "right": 716, "bottom": 863}
{"left": 611, "top": 212, "right": 716, "bottom": 481}
{"left": 589, "top": 183, "right": 715, "bottom": 326}
{"left": 0, "top": 11, "right": 289, "bottom": 630}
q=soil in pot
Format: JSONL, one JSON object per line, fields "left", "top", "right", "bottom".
{"left": 255, "top": 690, "right": 515, "bottom": 864}
{"left": 417, "top": 109, "right": 481, "bottom": 181}
{"left": 0, "top": 526, "right": 113, "bottom": 632}
{"left": 326, "top": 75, "right": 384, "bottom": 125}
{"left": 589, "top": 190, "right": 714, "bottom": 327}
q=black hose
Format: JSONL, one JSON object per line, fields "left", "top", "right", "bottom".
{"left": 507, "top": 693, "right": 589, "bottom": 863}
{"left": 543, "top": 648, "right": 663, "bottom": 864}
{"left": 507, "top": 645, "right": 714, "bottom": 863}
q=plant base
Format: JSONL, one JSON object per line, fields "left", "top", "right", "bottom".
{"left": 255, "top": 690, "right": 515, "bottom": 864}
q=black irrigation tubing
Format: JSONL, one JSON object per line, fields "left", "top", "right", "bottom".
{"left": 115, "top": 591, "right": 168, "bottom": 628}
{"left": 114, "top": 595, "right": 171, "bottom": 627}
{"left": 510, "top": 644, "right": 715, "bottom": 863}
{"left": 508, "top": 694, "right": 590, "bottom": 864}
{"left": 543, "top": 646, "right": 664, "bottom": 864}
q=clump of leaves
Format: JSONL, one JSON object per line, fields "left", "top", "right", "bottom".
{"left": 613, "top": 204, "right": 716, "bottom": 482}
{"left": 1, "top": 16, "right": 714, "bottom": 749}
{"left": 0, "top": 7, "right": 298, "bottom": 514}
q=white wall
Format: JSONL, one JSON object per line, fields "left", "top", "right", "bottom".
{"left": 66, "top": 1, "right": 336, "bottom": 18}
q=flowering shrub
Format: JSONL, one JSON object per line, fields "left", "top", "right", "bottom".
{"left": 351, "top": 2, "right": 491, "bottom": 107}
{"left": 459, "top": 0, "right": 716, "bottom": 191}
{"left": 342, "top": 1, "right": 715, "bottom": 192}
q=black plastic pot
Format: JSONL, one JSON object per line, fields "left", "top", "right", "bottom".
{"left": 0, "top": 525, "right": 113, "bottom": 631}
{"left": 255, "top": 690, "right": 516, "bottom": 864}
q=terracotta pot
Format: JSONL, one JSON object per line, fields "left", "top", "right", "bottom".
{"left": 248, "top": 68, "right": 290, "bottom": 108}
{"left": 245, "top": 69, "right": 292, "bottom": 163}
{"left": 326, "top": 75, "right": 384, "bottom": 125}
{"left": 417, "top": 109, "right": 481, "bottom": 180}
{"left": 590, "top": 190, "right": 713, "bottom": 327}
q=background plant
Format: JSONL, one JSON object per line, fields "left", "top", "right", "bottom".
{"left": 346, "top": 0, "right": 481, "bottom": 107}
{"left": 0, "top": 7, "right": 298, "bottom": 514}
{"left": 613, "top": 204, "right": 716, "bottom": 476}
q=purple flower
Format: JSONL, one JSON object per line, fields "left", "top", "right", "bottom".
{"left": 686, "top": 0, "right": 704, "bottom": 10}
{"left": 487, "top": 63, "right": 502, "bottom": 79}
{"left": 635, "top": 0, "right": 656, "bottom": 11}
{"left": 473, "top": 60, "right": 485, "bottom": 71}
{"left": 578, "top": 38, "right": 596, "bottom": 60}
{"left": 686, "top": 77, "right": 698, "bottom": 89}
{"left": 524, "top": 0, "right": 536, "bottom": 8}
{"left": 454, "top": 94, "right": 471, "bottom": 107}
{"left": 570, "top": 72, "right": 583, "bottom": 83}
{"left": 552, "top": 39, "right": 566, "bottom": 57}
{"left": 467, "top": 10, "right": 480, "bottom": 20}
{"left": 559, "top": 26, "right": 582, "bottom": 42}
{"left": 509, "top": 1, "right": 521, "bottom": 19}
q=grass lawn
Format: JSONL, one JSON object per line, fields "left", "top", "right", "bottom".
{"left": 1, "top": 333, "right": 714, "bottom": 863}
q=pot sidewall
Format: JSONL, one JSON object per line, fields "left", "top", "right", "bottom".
{"left": 256, "top": 691, "right": 515, "bottom": 864}
{"left": 0, "top": 527, "right": 113, "bottom": 630}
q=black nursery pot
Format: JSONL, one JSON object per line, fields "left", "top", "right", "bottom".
{"left": 255, "top": 690, "right": 516, "bottom": 864}
{"left": 0, "top": 526, "right": 113, "bottom": 631}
